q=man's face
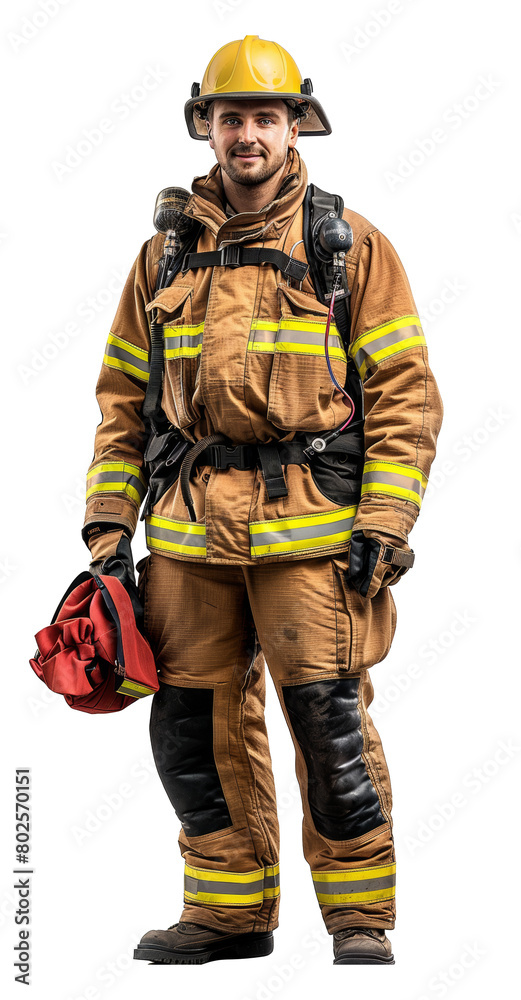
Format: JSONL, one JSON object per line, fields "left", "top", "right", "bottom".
{"left": 207, "top": 99, "right": 298, "bottom": 187}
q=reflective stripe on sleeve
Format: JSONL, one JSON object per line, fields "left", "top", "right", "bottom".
{"left": 312, "top": 863, "right": 396, "bottom": 905}
{"left": 361, "top": 461, "right": 428, "bottom": 508}
{"left": 350, "top": 315, "right": 425, "bottom": 379}
{"left": 146, "top": 515, "right": 206, "bottom": 558}
{"left": 250, "top": 507, "right": 357, "bottom": 558}
{"left": 164, "top": 322, "right": 204, "bottom": 359}
{"left": 184, "top": 863, "right": 280, "bottom": 907}
{"left": 86, "top": 462, "right": 147, "bottom": 506}
{"left": 103, "top": 333, "right": 150, "bottom": 383}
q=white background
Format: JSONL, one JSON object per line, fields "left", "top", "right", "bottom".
{"left": 1, "top": 0, "right": 520, "bottom": 997}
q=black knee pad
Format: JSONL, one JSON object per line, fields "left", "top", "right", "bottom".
{"left": 282, "top": 677, "right": 384, "bottom": 840}
{"left": 150, "top": 683, "right": 232, "bottom": 837}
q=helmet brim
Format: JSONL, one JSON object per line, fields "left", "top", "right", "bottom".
{"left": 184, "top": 92, "right": 332, "bottom": 139}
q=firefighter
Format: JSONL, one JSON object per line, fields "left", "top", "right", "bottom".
{"left": 83, "top": 35, "right": 443, "bottom": 965}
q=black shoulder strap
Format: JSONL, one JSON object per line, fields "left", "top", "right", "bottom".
{"left": 143, "top": 221, "right": 203, "bottom": 427}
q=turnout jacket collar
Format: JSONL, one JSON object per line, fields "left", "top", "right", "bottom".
{"left": 184, "top": 147, "right": 308, "bottom": 245}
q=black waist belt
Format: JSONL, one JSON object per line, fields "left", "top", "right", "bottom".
{"left": 180, "top": 434, "right": 309, "bottom": 522}
{"left": 182, "top": 245, "right": 309, "bottom": 283}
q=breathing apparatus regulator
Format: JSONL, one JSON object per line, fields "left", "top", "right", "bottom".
{"left": 303, "top": 209, "right": 356, "bottom": 460}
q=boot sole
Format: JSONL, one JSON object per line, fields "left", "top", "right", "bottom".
{"left": 133, "top": 931, "right": 274, "bottom": 965}
{"left": 334, "top": 954, "right": 395, "bottom": 965}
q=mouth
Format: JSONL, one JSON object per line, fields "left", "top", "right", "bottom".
{"left": 232, "top": 152, "right": 263, "bottom": 162}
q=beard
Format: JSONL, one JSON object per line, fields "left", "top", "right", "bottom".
{"left": 221, "top": 146, "right": 288, "bottom": 187}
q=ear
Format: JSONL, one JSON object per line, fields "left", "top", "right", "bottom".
{"left": 206, "top": 121, "right": 214, "bottom": 147}
{"left": 288, "top": 118, "right": 299, "bottom": 149}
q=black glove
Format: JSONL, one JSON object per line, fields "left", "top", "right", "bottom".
{"left": 90, "top": 534, "right": 144, "bottom": 626}
{"left": 348, "top": 529, "right": 415, "bottom": 598}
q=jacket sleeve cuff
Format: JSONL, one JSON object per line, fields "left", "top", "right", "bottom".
{"left": 82, "top": 495, "right": 139, "bottom": 543}
{"left": 352, "top": 495, "right": 419, "bottom": 542}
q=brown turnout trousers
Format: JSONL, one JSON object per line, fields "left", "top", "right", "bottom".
{"left": 141, "top": 548, "right": 397, "bottom": 936}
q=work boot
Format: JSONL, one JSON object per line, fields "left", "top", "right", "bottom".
{"left": 134, "top": 920, "right": 274, "bottom": 965}
{"left": 333, "top": 927, "right": 395, "bottom": 965}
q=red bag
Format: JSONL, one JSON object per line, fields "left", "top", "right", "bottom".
{"left": 29, "top": 572, "right": 159, "bottom": 714}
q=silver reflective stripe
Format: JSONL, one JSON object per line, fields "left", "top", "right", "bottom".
{"left": 263, "top": 873, "right": 280, "bottom": 890}
{"left": 276, "top": 329, "right": 344, "bottom": 351}
{"left": 88, "top": 470, "right": 146, "bottom": 499}
{"left": 312, "top": 873, "right": 395, "bottom": 895}
{"left": 363, "top": 470, "right": 423, "bottom": 497}
{"left": 352, "top": 324, "right": 420, "bottom": 372}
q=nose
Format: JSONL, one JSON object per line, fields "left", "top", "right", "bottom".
{"left": 238, "top": 118, "right": 257, "bottom": 145}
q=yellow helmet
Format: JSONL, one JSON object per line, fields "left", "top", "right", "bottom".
{"left": 185, "top": 34, "right": 331, "bottom": 140}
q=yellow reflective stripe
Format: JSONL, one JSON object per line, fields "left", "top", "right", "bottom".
{"left": 361, "top": 461, "right": 428, "bottom": 509}
{"left": 184, "top": 890, "right": 264, "bottom": 906}
{"left": 279, "top": 319, "right": 335, "bottom": 333}
{"left": 312, "top": 863, "right": 396, "bottom": 883}
{"left": 251, "top": 320, "right": 278, "bottom": 331}
{"left": 315, "top": 887, "right": 395, "bottom": 905}
{"left": 350, "top": 315, "right": 425, "bottom": 379}
{"left": 88, "top": 462, "right": 147, "bottom": 486}
{"left": 185, "top": 865, "right": 264, "bottom": 884}
{"left": 275, "top": 341, "right": 346, "bottom": 360}
{"left": 250, "top": 507, "right": 357, "bottom": 558}
{"left": 117, "top": 679, "right": 156, "bottom": 698}
{"left": 264, "top": 864, "right": 280, "bottom": 877}
{"left": 86, "top": 481, "right": 143, "bottom": 505}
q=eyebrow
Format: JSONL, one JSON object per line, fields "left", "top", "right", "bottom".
{"left": 217, "top": 110, "right": 283, "bottom": 122}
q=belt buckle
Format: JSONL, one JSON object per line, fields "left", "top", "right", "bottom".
{"left": 219, "top": 244, "right": 242, "bottom": 268}
{"left": 220, "top": 445, "right": 246, "bottom": 470}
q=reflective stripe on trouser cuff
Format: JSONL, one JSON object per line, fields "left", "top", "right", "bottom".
{"left": 250, "top": 507, "right": 357, "bottom": 558}
{"left": 350, "top": 315, "right": 426, "bottom": 379}
{"left": 361, "top": 461, "right": 427, "bottom": 508}
{"left": 86, "top": 461, "right": 148, "bottom": 506}
{"left": 248, "top": 319, "right": 346, "bottom": 361}
{"left": 146, "top": 515, "right": 206, "bottom": 557}
{"left": 117, "top": 679, "right": 156, "bottom": 699}
{"left": 103, "top": 332, "right": 150, "bottom": 383}
{"left": 184, "top": 863, "right": 280, "bottom": 907}
{"left": 164, "top": 322, "right": 204, "bottom": 359}
{"left": 312, "top": 863, "right": 396, "bottom": 905}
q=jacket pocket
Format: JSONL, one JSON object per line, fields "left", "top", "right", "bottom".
{"left": 146, "top": 282, "right": 202, "bottom": 431}
{"left": 266, "top": 284, "right": 348, "bottom": 431}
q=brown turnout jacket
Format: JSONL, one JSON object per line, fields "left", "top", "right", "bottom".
{"left": 83, "top": 149, "right": 443, "bottom": 565}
